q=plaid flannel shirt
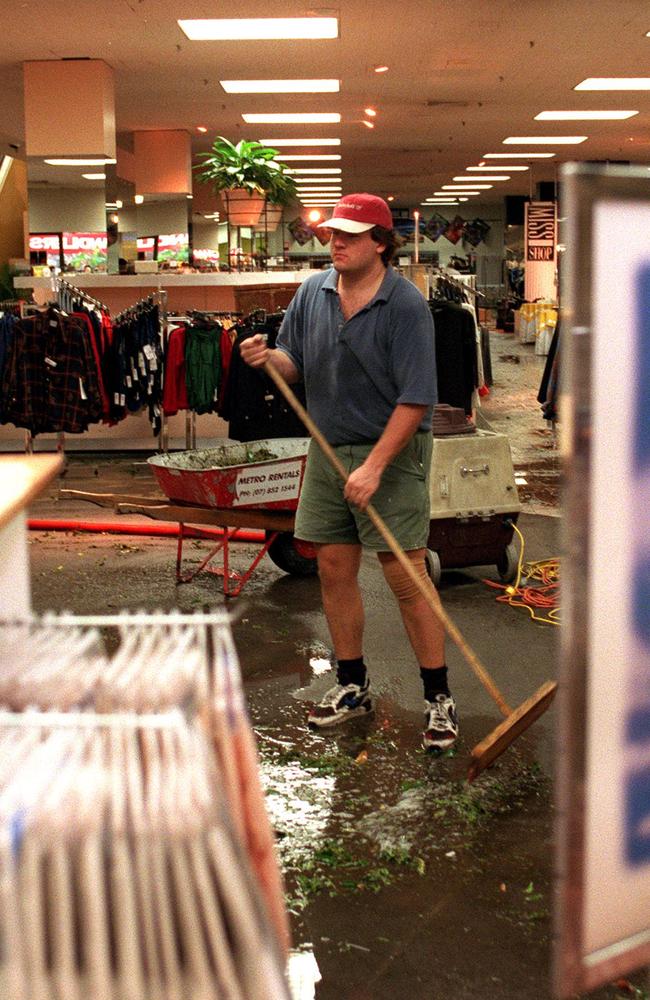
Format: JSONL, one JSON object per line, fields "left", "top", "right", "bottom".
{"left": 1, "top": 308, "right": 102, "bottom": 434}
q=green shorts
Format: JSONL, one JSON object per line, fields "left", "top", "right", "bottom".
{"left": 294, "top": 432, "right": 433, "bottom": 552}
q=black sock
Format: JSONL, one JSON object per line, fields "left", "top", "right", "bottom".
{"left": 337, "top": 657, "right": 367, "bottom": 687}
{"left": 420, "top": 665, "right": 449, "bottom": 701}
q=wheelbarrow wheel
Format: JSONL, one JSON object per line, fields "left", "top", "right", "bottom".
{"left": 266, "top": 531, "right": 318, "bottom": 576}
{"left": 424, "top": 548, "right": 442, "bottom": 587}
{"left": 496, "top": 542, "right": 518, "bottom": 583}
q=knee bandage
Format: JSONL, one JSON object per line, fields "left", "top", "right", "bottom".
{"left": 381, "top": 556, "right": 431, "bottom": 605}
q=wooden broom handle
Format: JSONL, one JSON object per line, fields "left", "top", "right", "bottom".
{"left": 264, "top": 359, "right": 512, "bottom": 718}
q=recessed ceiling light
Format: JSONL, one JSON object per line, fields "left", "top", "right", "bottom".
{"left": 387, "top": 195, "right": 395, "bottom": 201}
{"left": 287, "top": 167, "right": 342, "bottom": 174}
{"left": 442, "top": 184, "right": 492, "bottom": 190}
{"left": 276, "top": 154, "right": 341, "bottom": 161}
{"left": 134, "top": 194, "right": 144, "bottom": 204}
{"left": 220, "top": 79, "right": 339, "bottom": 93}
{"left": 178, "top": 18, "right": 338, "bottom": 40}
{"left": 374, "top": 65, "right": 389, "bottom": 73}
{"left": 503, "top": 136, "right": 588, "bottom": 144}
{"left": 364, "top": 107, "right": 377, "bottom": 117}
{"left": 243, "top": 113, "right": 340, "bottom": 124}
{"left": 82, "top": 173, "right": 106, "bottom": 180}
{"left": 466, "top": 164, "right": 529, "bottom": 171}
{"left": 259, "top": 138, "right": 341, "bottom": 146}
{"left": 483, "top": 152, "right": 555, "bottom": 158}
{"left": 44, "top": 158, "right": 116, "bottom": 166}
{"left": 453, "top": 175, "right": 510, "bottom": 181}
{"left": 362, "top": 120, "right": 375, "bottom": 129}
{"left": 535, "top": 109, "right": 638, "bottom": 120}
{"left": 575, "top": 78, "right": 650, "bottom": 90}
{"left": 196, "top": 126, "right": 208, "bottom": 133}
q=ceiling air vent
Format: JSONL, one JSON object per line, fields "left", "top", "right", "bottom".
{"left": 426, "top": 100, "right": 470, "bottom": 108}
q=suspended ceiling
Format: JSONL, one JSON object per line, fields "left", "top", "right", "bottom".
{"left": 2, "top": 0, "right": 650, "bottom": 208}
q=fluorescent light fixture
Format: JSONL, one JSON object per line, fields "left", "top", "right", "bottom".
{"left": 44, "top": 158, "right": 116, "bottom": 166}
{"left": 436, "top": 190, "right": 479, "bottom": 197}
{"left": 374, "top": 65, "right": 389, "bottom": 73}
{"left": 288, "top": 167, "right": 342, "bottom": 174}
{"left": 535, "top": 109, "right": 638, "bottom": 120}
{"left": 466, "top": 164, "right": 529, "bottom": 171}
{"left": 134, "top": 194, "right": 144, "bottom": 205}
{"left": 362, "top": 120, "right": 375, "bottom": 128}
{"left": 196, "top": 126, "right": 208, "bottom": 133}
{"left": 116, "top": 200, "right": 123, "bottom": 209}
{"left": 421, "top": 202, "right": 457, "bottom": 206}
{"left": 295, "top": 179, "right": 343, "bottom": 185}
{"left": 82, "top": 173, "right": 106, "bottom": 180}
{"left": 458, "top": 198, "right": 469, "bottom": 202}
{"left": 178, "top": 18, "right": 338, "bottom": 41}
{"left": 276, "top": 154, "right": 341, "bottom": 161}
{"left": 364, "top": 107, "right": 377, "bottom": 117}
{"left": 221, "top": 79, "right": 339, "bottom": 93}
{"left": 442, "top": 184, "right": 492, "bottom": 190}
{"left": 483, "top": 152, "right": 555, "bottom": 158}
{"left": 259, "top": 138, "right": 341, "bottom": 146}
{"left": 503, "top": 136, "right": 587, "bottom": 144}
{"left": 453, "top": 175, "right": 510, "bottom": 181}
{"left": 575, "top": 78, "right": 650, "bottom": 90}
{"left": 243, "top": 113, "right": 340, "bottom": 124}
{"left": 297, "top": 187, "right": 342, "bottom": 192}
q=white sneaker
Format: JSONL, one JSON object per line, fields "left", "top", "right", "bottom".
{"left": 308, "top": 679, "right": 373, "bottom": 728}
{"left": 422, "top": 693, "right": 459, "bottom": 751}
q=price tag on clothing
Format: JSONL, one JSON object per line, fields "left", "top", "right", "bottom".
{"left": 125, "top": 375, "right": 132, "bottom": 388}
{"left": 138, "top": 351, "right": 146, "bottom": 374}
{"left": 142, "top": 344, "right": 155, "bottom": 360}
{"left": 44, "top": 357, "right": 57, "bottom": 368}
{"left": 78, "top": 378, "right": 87, "bottom": 400}
{"left": 120, "top": 393, "right": 126, "bottom": 406}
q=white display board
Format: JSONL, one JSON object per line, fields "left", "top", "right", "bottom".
{"left": 587, "top": 200, "right": 650, "bottom": 953}
{"left": 555, "top": 165, "right": 650, "bottom": 997}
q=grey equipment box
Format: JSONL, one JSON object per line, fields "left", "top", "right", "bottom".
{"left": 425, "top": 427, "right": 521, "bottom": 586}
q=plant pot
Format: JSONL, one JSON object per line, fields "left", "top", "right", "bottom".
{"left": 223, "top": 189, "right": 265, "bottom": 226}
{"left": 253, "top": 204, "right": 283, "bottom": 233}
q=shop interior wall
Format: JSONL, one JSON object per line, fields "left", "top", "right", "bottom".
{"left": 0, "top": 158, "right": 29, "bottom": 270}
{"left": 28, "top": 187, "right": 105, "bottom": 233}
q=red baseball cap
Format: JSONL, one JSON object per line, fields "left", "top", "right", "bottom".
{"left": 316, "top": 193, "right": 393, "bottom": 233}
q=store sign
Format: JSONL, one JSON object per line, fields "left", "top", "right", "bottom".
{"left": 524, "top": 201, "right": 557, "bottom": 301}
{"left": 525, "top": 201, "right": 556, "bottom": 262}
{"left": 555, "top": 165, "right": 650, "bottom": 997}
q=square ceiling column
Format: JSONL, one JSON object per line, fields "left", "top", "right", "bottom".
{"left": 23, "top": 60, "right": 116, "bottom": 158}
{"left": 133, "top": 130, "right": 192, "bottom": 194}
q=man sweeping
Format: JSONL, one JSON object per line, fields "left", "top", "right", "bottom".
{"left": 240, "top": 193, "right": 458, "bottom": 752}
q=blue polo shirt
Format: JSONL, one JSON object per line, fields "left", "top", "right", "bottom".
{"left": 276, "top": 265, "right": 437, "bottom": 445}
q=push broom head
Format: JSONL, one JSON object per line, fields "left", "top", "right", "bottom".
{"left": 467, "top": 680, "right": 558, "bottom": 782}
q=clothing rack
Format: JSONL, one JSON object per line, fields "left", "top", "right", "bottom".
{"left": 55, "top": 276, "right": 110, "bottom": 313}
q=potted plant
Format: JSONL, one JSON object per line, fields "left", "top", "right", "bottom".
{"left": 194, "top": 136, "right": 296, "bottom": 227}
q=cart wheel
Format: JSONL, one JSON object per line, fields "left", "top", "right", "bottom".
{"left": 424, "top": 549, "right": 442, "bottom": 587}
{"left": 266, "top": 532, "right": 318, "bottom": 576}
{"left": 496, "top": 542, "right": 518, "bottom": 583}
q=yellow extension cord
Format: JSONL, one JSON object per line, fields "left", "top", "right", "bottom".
{"left": 484, "top": 521, "right": 561, "bottom": 627}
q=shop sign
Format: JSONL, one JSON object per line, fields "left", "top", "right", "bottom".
{"left": 555, "top": 164, "right": 650, "bottom": 997}
{"left": 525, "top": 201, "right": 556, "bottom": 262}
